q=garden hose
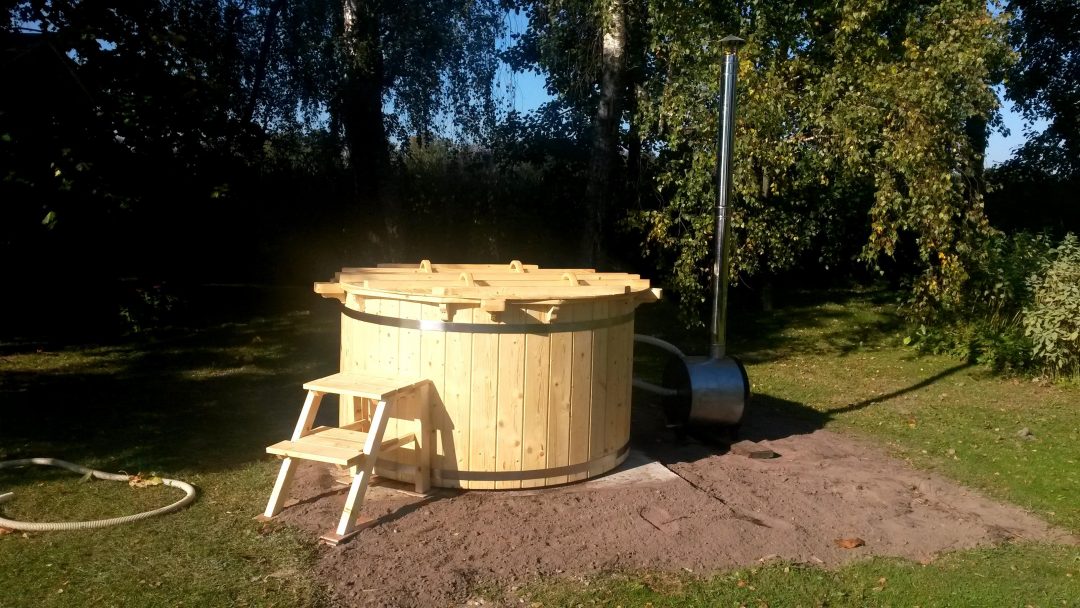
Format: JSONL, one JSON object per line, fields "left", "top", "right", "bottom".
{"left": 0, "top": 458, "right": 196, "bottom": 531}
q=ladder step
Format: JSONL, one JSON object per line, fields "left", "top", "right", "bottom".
{"left": 267, "top": 427, "right": 416, "bottom": 466}
{"left": 267, "top": 438, "right": 363, "bottom": 466}
{"left": 302, "top": 372, "right": 428, "bottom": 401}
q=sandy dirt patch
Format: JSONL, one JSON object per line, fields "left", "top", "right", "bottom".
{"left": 269, "top": 401, "right": 1074, "bottom": 607}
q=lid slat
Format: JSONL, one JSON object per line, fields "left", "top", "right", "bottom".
{"left": 319, "top": 262, "right": 655, "bottom": 305}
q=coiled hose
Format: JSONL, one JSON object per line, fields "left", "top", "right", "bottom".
{"left": 0, "top": 458, "right": 196, "bottom": 531}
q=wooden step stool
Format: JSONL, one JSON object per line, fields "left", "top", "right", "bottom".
{"left": 260, "top": 372, "right": 431, "bottom": 545}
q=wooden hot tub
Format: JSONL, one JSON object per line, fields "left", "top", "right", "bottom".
{"left": 315, "top": 261, "right": 659, "bottom": 489}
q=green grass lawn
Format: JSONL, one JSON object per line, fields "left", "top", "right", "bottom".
{"left": 0, "top": 298, "right": 338, "bottom": 607}
{"left": 528, "top": 543, "right": 1078, "bottom": 607}
{"left": 1, "top": 288, "right": 1077, "bottom": 607}
{"left": 741, "top": 294, "right": 1079, "bottom": 534}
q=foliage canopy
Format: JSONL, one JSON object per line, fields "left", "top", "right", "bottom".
{"left": 627, "top": 0, "right": 1010, "bottom": 318}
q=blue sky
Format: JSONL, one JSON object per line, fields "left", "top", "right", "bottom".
{"left": 501, "top": 73, "right": 1036, "bottom": 168}
{"left": 988, "top": 91, "right": 1047, "bottom": 166}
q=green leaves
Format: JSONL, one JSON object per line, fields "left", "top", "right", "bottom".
{"left": 1023, "top": 234, "right": 1080, "bottom": 377}
{"left": 628, "top": 0, "right": 1009, "bottom": 322}
{"left": 1005, "top": 0, "right": 1080, "bottom": 178}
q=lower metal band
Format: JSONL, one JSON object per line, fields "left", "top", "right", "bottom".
{"left": 429, "top": 443, "right": 631, "bottom": 482}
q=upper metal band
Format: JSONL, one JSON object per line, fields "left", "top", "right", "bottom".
{"left": 341, "top": 307, "right": 634, "bottom": 334}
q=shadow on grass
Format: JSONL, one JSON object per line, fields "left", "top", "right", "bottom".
{"left": 737, "top": 362, "right": 965, "bottom": 444}
{"left": 2, "top": 286, "right": 933, "bottom": 479}
{"left": 0, "top": 298, "right": 344, "bottom": 475}
{"left": 631, "top": 363, "right": 971, "bottom": 463}
{"left": 634, "top": 287, "right": 905, "bottom": 367}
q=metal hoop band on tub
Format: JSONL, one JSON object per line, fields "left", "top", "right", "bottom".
{"left": 340, "top": 307, "right": 635, "bottom": 335}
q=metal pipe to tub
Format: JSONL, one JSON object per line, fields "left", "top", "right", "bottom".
{"left": 632, "top": 36, "right": 750, "bottom": 431}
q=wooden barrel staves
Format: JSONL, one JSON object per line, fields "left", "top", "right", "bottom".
{"left": 316, "top": 261, "right": 661, "bottom": 489}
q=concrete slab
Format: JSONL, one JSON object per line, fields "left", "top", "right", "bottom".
{"left": 580, "top": 449, "right": 681, "bottom": 489}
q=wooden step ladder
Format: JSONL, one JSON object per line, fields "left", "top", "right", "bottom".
{"left": 260, "top": 372, "right": 431, "bottom": 545}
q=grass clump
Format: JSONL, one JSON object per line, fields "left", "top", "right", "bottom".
{"left": 526, "top": 543, "right": 1078, "bottom": 607}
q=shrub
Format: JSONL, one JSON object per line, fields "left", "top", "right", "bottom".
{"left": 1023, "top": 234, "right": 1080, "bottom": 378}
{"left": 907, "top": 232, "right": 1050, "bottom": 370}
{"left": 118, "top": 282, "right": 181, "bottom": 334}
{"left": 905, "top": 231, "right": 1057, "bottom": 373}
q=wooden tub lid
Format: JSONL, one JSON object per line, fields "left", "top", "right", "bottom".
{"left": 315, "top": 260, "right": 661, "bottom": 310}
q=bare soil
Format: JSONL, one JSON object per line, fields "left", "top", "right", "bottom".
{"left": 271, "top": 401, "right": 1075, "bottom": 607}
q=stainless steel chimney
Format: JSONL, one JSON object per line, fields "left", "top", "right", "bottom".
{"left": 644, "top": 35, "right": 749, "bottom": 432}
{"left": 711, "top": 34, "right": 741, "bottom": 360}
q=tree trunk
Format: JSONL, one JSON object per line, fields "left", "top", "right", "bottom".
{"left": 624, "top": 1, "right": 646, "bottom": 209}
{"left": 582, "top": 0, "right": 627, "bottom": 265}
{"left": 342, "top": 0, "right": 387, "bottom": 199}
{"left": 341, "top": 0, "right": 396, "bottom": 251}
{"left": 241, "top": 0, "right": 286, "bottom": 126}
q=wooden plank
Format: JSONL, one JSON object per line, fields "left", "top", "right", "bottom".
{"left": 338, "top": 271, "right": 633, "bottom": 280}
{"left": 339, "top": 308, "right": 359, "bottom": 448}
{"left": 307, "top": 425, "right": 414, "bottom": 445}
{"left": 469, "top": 306, "right": 500, "bottom": 489}
{"left": 263, "top": 458, "right": 296, "bottom": 518}
{"left": 362, "top": 297, "right": 380, "bottom": 376}
{"left": 266, "top": 439, "right": 361, "bottom": 466}
{"left": 337, "top": 273, "right": 638, "bottom": 283}
{"left": 315, "top": 281, "right": 346, "bottom": 295}
{"left": 396, "top": 301, "right": 424, "bottom": 482}
{"left": 340, "top": 308, "right": 362, "bottom": 374}
{"left": 374, "top": 262, "right": 537, "bottom": 268}
{"left": 345, "top": 285, "right": 635, "bottom": 299}
{"left": 376, "top": 298, "right": 400, "bottom": 375}
{"left": 442, "top": 305, "right": 474, "bottom": 488}
{"left": 495, "top": 308, "right": 527, "bottom": 489}
{"left": 300, "top": 430, "right": 366, "bottom": 451}
{"left": 588, "top": 299, "right": 609, "bottom": 476}
{"left": 520, "top": 307, "right": 551, "bottom": 489}
{"left": 414, "top": 383, "right": 431, "bottom": 493}
{"left": 339, "top": 298, "right": 359, "bottom": 441}
{"left": 341, "top": 413, "right": 371, "bottom": 433}
{"left": 398, "top": 301, "right": 423, "bottom": 378}
{"left": 546, "top": 306, "right": 574, "bottom": 485}
{"left": 605, "top": 298, "right": 632, "bottom": 456}
{"left": 334, "top": 398, "right": 391, "bottom": 537}
{"left": 299, "top": 428, "right": 415, "bottom": 453}
{"left": 567, "top": 302, "right": 594, "bottom": 482}
{"left": 618, "top": 298, "right": 636, "bottom": 454}
{"left": 377, "top": 298, "right": 400, "bottom": 442}
{"left": 334, "top": 287, "right": 645, "bottom": 308}
{"left": 302, "top": 373, "right": 426, "bottom": 400}
{"left": 291, "top": 391, "right": 324, "bottom": 441}
{"left": 420, "top": 303, "right": 448, "bottom": 486}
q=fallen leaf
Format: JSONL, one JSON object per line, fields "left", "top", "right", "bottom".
{"left": 0, "top": 526, "right": 15, "bottom": 535}
{"left": 834, "top": 537, "right": 866, "bottom": 549}
{"left": 129, "top": 474, "right": 163, "bottom": 488}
